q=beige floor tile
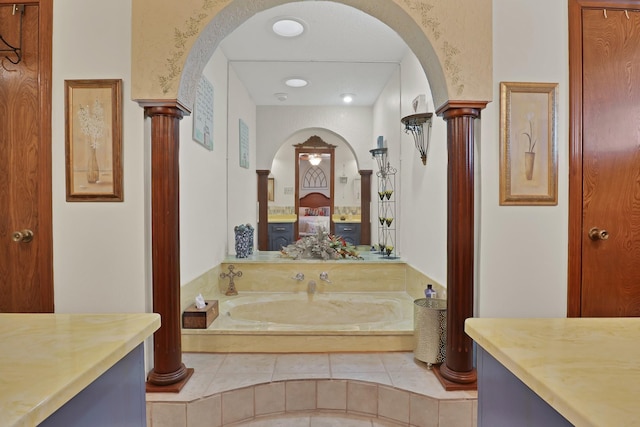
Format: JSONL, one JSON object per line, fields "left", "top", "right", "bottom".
{"left": 272, "top": 372, "right": 330, "bottom": 382}
{"left": 206, "top": 373, "right": 274, "bottom": 394}
{"left": 186, "top": 395, "right": 221, "bottom": 427}
{"left": 150, "top": 402, "right": 187, "bottom": 427}
{"left": 286, "top": 380, "right": 317, "bottom": 411}
{"left": 388, "top": 370, "right": 469, "bottom": 399}
{"left": 410, "top": 394, "right": 439, "bottom": 427}
{"left": 317, "top": 380, "right": 347, "bottom": 410}
{"left": 330, "top": 353, "right": 386, "bottom": 373}
{"left": 310, "top": 413, "right": 372, "bottom": 426}
{"left": 222, "top": 387, "right": 254, "bottom": 425}
{"left": 218, "top": 353, "right": 277, "bottom": 374}
{"left": 377, "top": 386, "right": 410, "bottom": 424}
{"left": 346, "top": 381, "right": 378, "bottom": 416}
{"left": 379, "top": 351, "right": 428, "bottom": 373}
{"left": 183, "top": 352, "right": 227, "bottom": 373}
{"left": 438, "top": 400, "right": 473, "bottom": 427}
{"left": 275, "top": 353, "right": 330, "bottom": 375}
{"left": 230, "top": 414, "right": 311, "bottom": 426}
{"left": 332, "top": 372, "right": 392, "bottom": 386}
{"left": 255, "top": 382, "right": 286, "bottom": 416}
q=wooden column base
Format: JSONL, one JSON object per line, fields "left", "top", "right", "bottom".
{"left": 146, "top": 367, "right": 194, "bottom": 393}
{"left": 433, "top": 364, "right": 477, "bottom": 391}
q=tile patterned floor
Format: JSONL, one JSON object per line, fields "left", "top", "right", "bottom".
{"left": 146, "top": 352, "right": 477, "bottom": 427}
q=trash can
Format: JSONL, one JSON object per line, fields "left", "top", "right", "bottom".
{"left": 413, "top": 298, "right": 447, "bottom": 366}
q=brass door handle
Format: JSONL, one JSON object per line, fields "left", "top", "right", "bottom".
{"left": 12, "top": 229, "right": 34, "bottom": 243}
{"left": 588, "top": 227, "right": 609, "bottom": 241}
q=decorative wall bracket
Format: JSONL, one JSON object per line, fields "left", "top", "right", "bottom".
{"left": 0, "top": 4, "right": 25, "bottom": 65}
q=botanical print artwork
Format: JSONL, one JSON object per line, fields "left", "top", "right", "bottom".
{"left": 72, "top": 88, "right": 114, "bottom": 194}
{"left": 509, "top": 91, "right": 549, "bottom": 196}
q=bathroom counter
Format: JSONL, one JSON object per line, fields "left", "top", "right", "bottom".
{"left": 267, "top": 214, "right": 297, "bottom": 223}
{"left": 332, "top": 214, "right": 361, "bottom": 223}
{"left": 0, "top": 313, "right": 160, "bottom": 427}
{"left": 466, "top": 317, "right": 640, "bottom": 427}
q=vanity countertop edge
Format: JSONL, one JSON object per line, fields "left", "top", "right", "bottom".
{"left": 465, "top": 317, "right": 640, "bottom": 427}
{"left": 0, "top": 312, "right": 160, "bottom": 427}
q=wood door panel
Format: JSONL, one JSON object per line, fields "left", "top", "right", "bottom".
{"left": 0, "top": 3, "right": 53, "bottom": 312}
{"left": 580, "top": 9, "right": 640, "bottom": 316}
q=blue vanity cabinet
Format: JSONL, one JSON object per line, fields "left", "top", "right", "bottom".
{"left": 335, "top": 223, "right": 360, "bottom": 246}
{"left": 269, "top": 222, "right": 294, "bottom": 251}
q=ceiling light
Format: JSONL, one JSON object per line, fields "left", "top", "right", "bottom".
{"left": 285, "top": 78, "right": 308, "bottom": 88}
{"left": 309, "top": 155, "right": 322, "bottom": 166}
{"left": 341, "top": 93, "right": 355, "bottom": 103}
{"left": 272, "top": 19, "right": 304, "bottom": 37}
{"left": 275, "top": 92, "right": 288, "bottom": 102}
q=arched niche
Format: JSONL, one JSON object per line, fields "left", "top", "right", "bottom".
{"left": 137, "top": 0, "right": 491, "bottom": 391}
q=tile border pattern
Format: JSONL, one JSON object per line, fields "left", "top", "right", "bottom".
{"left": 147, "top": 378, "right": 477, "bottom": 427}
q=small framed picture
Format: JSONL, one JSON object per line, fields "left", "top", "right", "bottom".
{"left": 499, "top": 82, "right": 558, "bottom": 206}
{"left": 64, "top": 79, "right": 123, "bottom": 201}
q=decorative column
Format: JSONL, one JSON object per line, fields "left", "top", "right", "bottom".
{"left": 359, "top": 170, "right": 372, "bottom": 246}
{"left": 143, "top": 104, "right": 193, "bottom": 392}
{"left": 435, "top": 101, "right": 486, "bottom": 390}
{"left": 256, "top": 170, "right": 270, "bottom": 251}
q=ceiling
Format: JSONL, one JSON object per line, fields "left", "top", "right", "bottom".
{"left": 218, "top": 1, "right": 410, "bottom": 107}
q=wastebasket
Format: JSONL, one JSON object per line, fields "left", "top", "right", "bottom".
{"left": 413, "top": 298, "right": 447, "bottom": 366}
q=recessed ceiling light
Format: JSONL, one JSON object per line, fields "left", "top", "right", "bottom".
{"left": 272, "top": 19, "right": 305, "bottom": 37}
{"left": 285, "top": 78, "right": 308, "bottom": 88}
{"left": 341, "top": 93, "right": 355, "bottom": 103}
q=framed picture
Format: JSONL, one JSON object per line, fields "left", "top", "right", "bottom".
{"left": 499, "top": 82, "right": 558, "bottom": 206}
{"left": 65, "top": 79, "right": 123, "bottom": 201}
{"left": 239, "top": 119, "right": 249, "bottom": 169}
{"left": 192, "top": 76, "right": 214, "bottom": 150}
{"left": 268, "top": 177, "right": 275, "bottom": 201}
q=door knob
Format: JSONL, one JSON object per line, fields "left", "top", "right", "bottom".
{"left": 12, "top": 229, "right": 34, "bottom": 243}
{"left": 588, "top": 227, "right": 609, "bottom": 241}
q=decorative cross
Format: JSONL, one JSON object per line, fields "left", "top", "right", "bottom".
{"left": 220, "top": 264, "right": 242, "bottom": 296}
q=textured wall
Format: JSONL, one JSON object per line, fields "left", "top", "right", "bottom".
{"left": 131, "top": 0, "right": 492, "bottom": 109}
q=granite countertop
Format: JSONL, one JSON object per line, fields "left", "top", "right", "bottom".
{"left": 465, "top": 317, "right": 640, "bottom": 427}
{"left": 0, "top": 313, "right": 160, "bottom": 427}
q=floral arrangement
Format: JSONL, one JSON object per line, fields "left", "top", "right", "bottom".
{"left": 77, "top": 99, "right": 105, "bottom": 149}
{"left": 280, "top": 227, "right": 362, "bottom": 260}
{"left": 522, "top": 112, "right": 537, "bottom": 153}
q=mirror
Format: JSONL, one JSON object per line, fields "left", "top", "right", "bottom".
{"left": 294, "top": 136, "right": 335, "bottom": 239}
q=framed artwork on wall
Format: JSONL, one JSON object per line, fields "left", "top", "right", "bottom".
{"left": 239, "top": 119, "right": 249, "bottom": 169}
{"left": 192, "top": 76, "right": 214, "bottom": 150}
{"left": 64, "top": 79, "right": 123, "bottom": 202}
{"left": 268, "top": 177, "right": 275, "bottom": 201}
{"left": 499, "top": 81, "right": 558, "bottom": 206}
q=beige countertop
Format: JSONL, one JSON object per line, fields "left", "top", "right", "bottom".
{"left": 332, "top": 214, "right": 361, "bottom": 223}
{"left": 465, "top": 317, "right": 640, "bottom": 427}
{"left": 267, "top": 214, "right": 297, "bottom": 223}
{"left": 0, "top": 313, "right": 160, "bottom": 427}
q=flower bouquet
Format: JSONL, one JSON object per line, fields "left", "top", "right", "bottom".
{"left": 280, "top": 227, "right": 363, "bottom": 260}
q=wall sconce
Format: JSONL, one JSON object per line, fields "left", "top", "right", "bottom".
{"left": 401, "top": 112, "right": 433, "bottom": 165}
{"left": 369, "top": 147, "right": 396, "bottom": 178}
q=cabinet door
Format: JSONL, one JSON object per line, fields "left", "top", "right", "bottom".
{"left": 269, "top": 223, "right": 293, "bottom": 250}
{"left": 335, "top": 224, "right": 360, "bottom": 246}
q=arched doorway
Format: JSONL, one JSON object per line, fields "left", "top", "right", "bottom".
{"left": 134, "top": 0, "right": 491, "bottom": 391}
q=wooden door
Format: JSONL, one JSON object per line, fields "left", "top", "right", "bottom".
{"left": 568, "top": 1, "right": 640, "bottom": 316}
{"left": 0, "top": 1, "right": 53, "bottom": 312}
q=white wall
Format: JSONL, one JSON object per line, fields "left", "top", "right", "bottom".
{"left": 478, "top": 0, "right": 569, "bottom": 317}
{"left": 226, "top": 66, "right": 258, "bottom": 254}
{"left": 179, "top": 48, "right": 229, "bottom": 284}
{"left": 52, "top": 0, "right": 148, "bottom": 313}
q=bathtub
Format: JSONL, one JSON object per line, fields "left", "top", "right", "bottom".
{"left": 182, "top": 291, "right": 415, "bottom": 353}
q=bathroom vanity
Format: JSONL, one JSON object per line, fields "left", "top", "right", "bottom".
{"left": 267, "top": 214, "right": 296, "bottom": 251}
{"left": 466, "top": 317, "right": 640, "bottom": 427}
{"left": 0, "top": 313, "right": 159, "bottom": 427}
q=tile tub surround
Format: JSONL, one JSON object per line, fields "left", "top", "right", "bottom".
{"left": 181, "top": 257, "right": 444, "bottom": 353}
{"left": 146, "top": 352, "right": 478, "bottom": 427}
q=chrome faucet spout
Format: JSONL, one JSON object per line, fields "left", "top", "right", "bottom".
{"left": 319, "top": 272, "right": 332, "bottom": 283}
{"left": 307, "top": 280, "right": 317, "bottom": 294}
{"left": 292, "top": 272, "right": 305, "bottom": 281}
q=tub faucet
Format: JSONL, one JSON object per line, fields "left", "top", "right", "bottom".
{"left": 292, "top": 272, "right": 305, "bottom": 281}
{"left": 319, "top": 272, "right": 332, "bottom": 284}
{"left": 307, "top": 280, "right": 317, "bottom": 294}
